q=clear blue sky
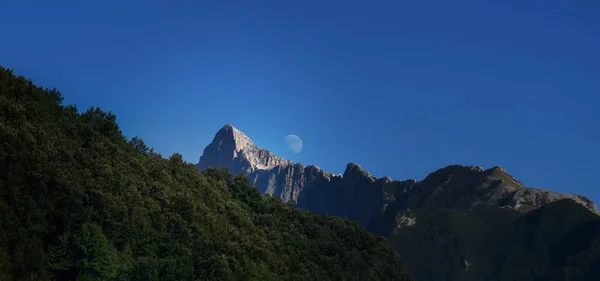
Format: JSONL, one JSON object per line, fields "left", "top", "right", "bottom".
{"left": 2, "top": 1, "right": 599, "bottom": 203}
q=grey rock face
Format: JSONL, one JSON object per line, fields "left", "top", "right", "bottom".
{"left": 196, "top": 125, "right": 387, "bottom": 226}
{"left": 508, "top": 188, "right": 599, "bottom": 214}
{"left": 394, "top": 211, "right": 417, "bottom": 233}
{"left": 197, "top": 124, "right": 292, "bottom": 175}
{"left": 197, "top": 125, "right": 600, "bottom": 230}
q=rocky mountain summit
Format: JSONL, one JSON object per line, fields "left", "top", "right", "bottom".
{"left": 197, "top": 124, "right": 292, "bottom": 174}
{"left": 197, "top": 124, "right": 600, "bottom": 281}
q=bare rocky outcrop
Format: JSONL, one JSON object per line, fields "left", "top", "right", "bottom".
{"left": 197, "top": 124, "right": 292, "bottom": 175}
{"left": 507, "top": 188, "right": 599, "bottom": 214}
{"left": 394, "top": 211, "right": 417, "bottom": 234}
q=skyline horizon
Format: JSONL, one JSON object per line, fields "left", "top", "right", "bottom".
{"left": 3, "top": 62, "right": 599, "bottom": 205}
{"left": 2, "top": 0, "right": 598, "bottom": 210}
{"left": 191, "top": 122, "right": 599, "bottom": 204}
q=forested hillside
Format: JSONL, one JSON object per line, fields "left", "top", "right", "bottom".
{"left": 0, "top": 66, "right": 413, "bottom": 281}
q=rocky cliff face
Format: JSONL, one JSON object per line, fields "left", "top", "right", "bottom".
{"left": 197, "top": 125, "right": 599, "bottom": 228}
{"left": 196, "top": 125, "right": 388, "bottom": 225}
{"left": 197, "top": 124, "right": 292, "bottom": 175}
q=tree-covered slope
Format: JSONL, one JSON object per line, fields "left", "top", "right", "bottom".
{"left": 0, "top": 66, "right": 413, "bottom": 281}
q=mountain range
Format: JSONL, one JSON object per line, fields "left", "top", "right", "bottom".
{"left": 197, "top": 124, "right": 600, "bottom": 281}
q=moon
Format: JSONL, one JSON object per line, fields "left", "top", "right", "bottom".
{"left": 285, "top": 134, "right": 303, "bottom": 154}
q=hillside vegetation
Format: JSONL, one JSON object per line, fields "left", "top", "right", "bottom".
{"left": 0, "top": 66, "right": 413, "bottom": 281}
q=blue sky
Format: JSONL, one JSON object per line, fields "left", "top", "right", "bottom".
{"left": 2, "top": 0, "right": 599, "bottom": 203}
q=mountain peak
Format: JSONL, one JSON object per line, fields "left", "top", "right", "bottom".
{"left": 484, "top": 165, "right": 524, "bottom": 187}
{"left": 198, "top": 124, "right": 292, "bottom": 174}
{"left": 344, "top": 162, "right": 376, "bottom": 182}
{"left": 215, "top": 124, "right": 254, "bottom": 151}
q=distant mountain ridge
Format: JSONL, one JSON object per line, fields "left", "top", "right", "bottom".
{"left": 197, "top": 124, "right": 600, "bottom": 281}
{"left": 197, "top": 124, "right": 599, "bottom": 217}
